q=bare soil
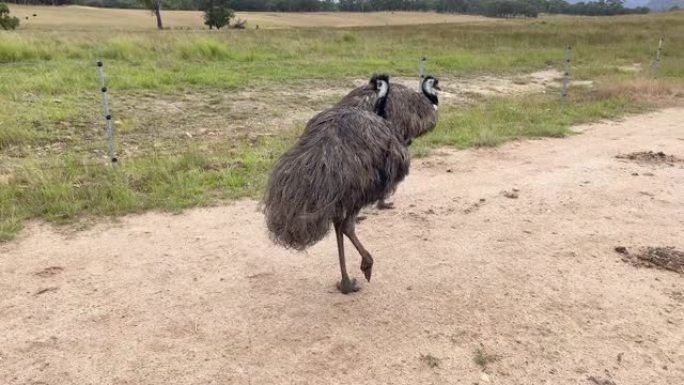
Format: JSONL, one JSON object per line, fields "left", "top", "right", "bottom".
{"left": 1, "top": 109, "right": 683, "bottom": 385}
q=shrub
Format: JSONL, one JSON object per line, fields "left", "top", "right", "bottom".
{"left": 202, "top": 0, "right": 234, "bottom": 30}
{"left": 0, "top": 3, "right": 20, "bottom": 30}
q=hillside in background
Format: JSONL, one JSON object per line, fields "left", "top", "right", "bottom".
{"left": 1, "top": 0, "right": 652, "bottom": 15}
{"left": 566, "top": 0, "right": 649, "bottom": 7}
{"left": 566, "top": 0, "right": 683, "bottom": 9}
{"left": 646, "top": 0, "right": 684, "bottom": 10}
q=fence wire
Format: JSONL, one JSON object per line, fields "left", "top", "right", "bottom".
{"left": 2, "top": 41, "right": 670, "bottom": 178}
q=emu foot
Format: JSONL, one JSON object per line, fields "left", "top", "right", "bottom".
{"left": 361, "top": 262, "right": 373, "bottom": 282}
{"left": 336, "top": 277, "right": 359, "bottom": 294}
{"left": 376, "top": 200, "right": 394, "bottom": 210}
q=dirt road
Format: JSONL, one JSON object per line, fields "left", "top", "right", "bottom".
{"left": 1, "top": 109, "right": 683, "bottom": 385}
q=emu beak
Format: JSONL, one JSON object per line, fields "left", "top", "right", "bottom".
{"left": 434, "top": 84, "right": 441, "bottom": 91}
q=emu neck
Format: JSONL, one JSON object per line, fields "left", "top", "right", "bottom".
{"left": 422, "top": 87, "right": 438, "bottom": 107}
{"left": 375, "top": 95, "right": 388, "bottom": 119}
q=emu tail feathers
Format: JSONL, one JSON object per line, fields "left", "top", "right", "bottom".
{"left": 262, "top": 151, "right": 339, "bottom": 251}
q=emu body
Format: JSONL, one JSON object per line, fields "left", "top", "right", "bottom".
{"left": 335, "top": 76, "right": 441, "bottom": 209}
{"left": 263, "top": 75, "right": 410, "bottom": 293}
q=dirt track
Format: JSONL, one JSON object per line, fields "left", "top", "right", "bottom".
{"left": 1, "top": 109, "right": 683, "bottom": 385}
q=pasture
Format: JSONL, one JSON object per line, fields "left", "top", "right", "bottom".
{"left": 0, "top": 6, "right": 683, "bottom": 385}
{"left": 1, "top": 8, "right": 682, "bottom": 241}
{"left": 8, "top": 5, "right": 494, "bottom": 30}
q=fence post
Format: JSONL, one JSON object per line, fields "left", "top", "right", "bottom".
{"left": 652, "top": 37, "right": 663, "bottom": 79}
{"left": 418, "top": 56, "right": 426, "bottom": 91}
{"left": 96, "top": 60, "right": 118, "bottom": 166}
{"left": 561, "top": 46, "right": 571, "bottom": 106}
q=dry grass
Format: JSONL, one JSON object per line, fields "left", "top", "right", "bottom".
{"left": 596, "top": 78, "right": 684, "bottom": 107}
{"left": 8, "top": 5, "right": 494, "bottom": 31}
{"left": 474, "top": 347, "right": 499, "bottom": 370}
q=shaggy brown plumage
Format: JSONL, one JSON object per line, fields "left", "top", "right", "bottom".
{"left": 335, "top": 76, "right": 440, "bottom": 143}
{"left": 335, "top": 75, "right": 440, "bottom": 209}
{"left": 263, "top": 75, "right": 410, "bottom": 293}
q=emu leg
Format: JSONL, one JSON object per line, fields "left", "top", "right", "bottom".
{"left": 342, "top": 217, "right": 375, "bottom": 282}
{"left": 334, "top": 221, "right": 359, "bottom": 294}
{"left": 376, "top": 198, "right": 394, "bottom": 210}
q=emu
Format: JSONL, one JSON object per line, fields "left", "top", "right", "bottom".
{"left": 263, "top": 75, "right": 412, "bottom": 294}
{"left": 335, "top": 76, "right": 440, "bottom": 209}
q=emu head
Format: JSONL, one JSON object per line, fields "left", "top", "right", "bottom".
{"left": 421, "top": 75, "right": 440, "bottom": 109}
{"left": 369, "top": 74, "right": 390, "bottom": 118}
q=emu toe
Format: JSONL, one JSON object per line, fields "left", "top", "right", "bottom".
{"left": 336, "top": 277, "right": 360, "bottom": 294}
{"left": 361, "top": 262, "right": 373, "bottom": 282}
{"left": 376, "top": 200, "right": 394, "bottom": 210}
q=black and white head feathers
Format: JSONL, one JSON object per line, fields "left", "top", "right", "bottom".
{"left": 370, "top": 74, "right": 390, "bottom": 118}
{"left": 421, "top": 75, "right": 440, "bottom": 108}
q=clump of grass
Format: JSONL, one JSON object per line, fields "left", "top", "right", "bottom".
{"left": 0, "top": 126, "right": 34, "bottom": 149}
{"left": 101, "top": 36, "right": 150, "bottom": 61}
{"left": 0, "top": 36, "right": 52, "bottom": 63}
{"left": 474, "top": 348, "right": 499, "bottom": 370}
{"left": 420, "top": 353, "right": 441, "bottom": 368}
{"left": 595, "top": 78, "right": 684, "bottom": 106}
{"left": 175, "top": 38, "right": 232, "bottom": 61}
{"left": 339, "top": 32, "right": 357, "bottom": 43}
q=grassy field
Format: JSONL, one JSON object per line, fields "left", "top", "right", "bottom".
{"left": 1, "top": 8, "right": 683, "bottom": 241}
{"left": 8, "top": 5, "right": 493, "bottom": 30}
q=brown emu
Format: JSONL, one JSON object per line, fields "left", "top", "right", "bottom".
{"left": 335, "top": 76, "right": 440, "bottom": 209}
{"left": 263, "top": 75, "right": 410, "bottom": 294}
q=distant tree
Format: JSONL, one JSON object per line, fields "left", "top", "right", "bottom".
{"left": 484, "top": 0, "right": 538, "bottom": 17}
{"left": 546, "top": 0, "right": 570, "bottom": 13}
{"left": 442, "top": 0, "right": 469, "bottom": 13}
{"left": 0, "top": 0, "right": 652, "bottom": 16}
{"left": 141, "top": 0, "right": 164, "bottom": 29}
{"left": 630, "top": 6, "right": 649, "bottom": 14}
{"left": 202, "top": 0, "right": 234, "bottom": 29}
{"left": 0, "top": 3, "right": 20, "bottom": 30}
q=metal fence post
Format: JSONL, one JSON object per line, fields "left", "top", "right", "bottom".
{"left": 652, "top": 37, "right": 663, "bottom": 79}
{"left": 96, "top": 60, "right": 118, "bottom": 166}
{"left": 561, "top": 46, "right": 571, "bottom": 106}
{"left": 418, "top": 56, "right": 426, "bottom": 91}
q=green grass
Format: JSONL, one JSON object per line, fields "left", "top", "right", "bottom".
{"left": 474, "top": 347, "right": 499, "bottom": 370}
{"left": 1, "top": 12, "right": 683, "bottom": 242}
{"left": 0, "top": 89, "right": 652, "bottom": 242}
{"left": 0, "top": 135, "right": 288, "bottom": 242}
{"left": 411, "top": 91, "right": 642, "bottom": 156}
{"left": 1, "top": 12, "right": 683, "bottom": 148}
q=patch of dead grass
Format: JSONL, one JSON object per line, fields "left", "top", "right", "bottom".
{"left": 597, "top": 79, "right": 684, "bottom": 107}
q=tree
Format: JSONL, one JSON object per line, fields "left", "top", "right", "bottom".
{"left": 141, "top": 0, "right": 163, "bottom": 29}
{"left": 483, "top": 0, "right": 538, "bottom": 18}
{"left": 0, "top": 3, "right": 19, "bottom": 30}
{"left": 202, "top": 0, "right": 234, "bottom": 29}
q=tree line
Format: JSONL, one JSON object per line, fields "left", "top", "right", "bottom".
{"left": 3, "top": 0, "right": 650, "bottom": 17}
